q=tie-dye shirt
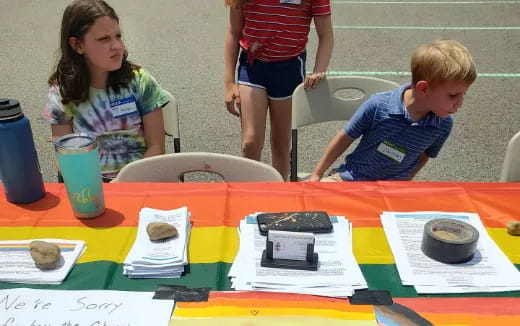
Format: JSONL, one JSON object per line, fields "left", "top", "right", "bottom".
{"left": 44, "top": 68, "right": 169, "bottom": 178}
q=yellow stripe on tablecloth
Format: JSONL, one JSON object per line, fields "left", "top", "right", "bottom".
{"left": 487, "top": 228, "right": 520, "bottom": 263}
{"left": 352, "top": 227, "right": 520, "bottom": 264}
{"left": 172, "top": 306, "right": 375, "bottom": 320}
{"left": 170, "top": 317, "right": 377, "bottom": 326}
{"left": 2, "top": 227, "right": 518, "bottom": 264}
{"left": 1, "top": 227, "right": 137, "bottom": 263}
{"left": 1, "top": 227, "right": 238, "bottom": 264}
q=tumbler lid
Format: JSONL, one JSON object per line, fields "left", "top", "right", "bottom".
{"left": 54, "top": 133, "right": 97, "bottom": 154}
{"left": 0, "top": 98, "right": 23, "bottom": 121}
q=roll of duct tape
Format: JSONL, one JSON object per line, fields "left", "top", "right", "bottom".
{"left": 421, "top": 219, "right": 479, "bottom": 264}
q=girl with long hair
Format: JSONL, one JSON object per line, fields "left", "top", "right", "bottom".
{"left": 45, "top": 0, "right": 169, "bottom": 181}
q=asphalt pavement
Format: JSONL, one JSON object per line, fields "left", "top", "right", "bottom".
{"left": 1, "top": 0, "right": 519, "bottom": 182}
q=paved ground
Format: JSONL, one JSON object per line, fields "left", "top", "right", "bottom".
{"left": 1, "top": 0, "right": 519, "bottom": 182}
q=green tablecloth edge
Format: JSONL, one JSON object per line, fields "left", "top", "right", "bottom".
{"left": 1, "top": 262, "right": 519, "bottom": 298}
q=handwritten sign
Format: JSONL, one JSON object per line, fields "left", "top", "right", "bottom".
{"left": 0, "top": 288, "right": 174, "bottom": 326}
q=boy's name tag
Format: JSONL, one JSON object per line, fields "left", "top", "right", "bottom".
{"left": 377, "top": 140, "right": 406, "bottom": 164}
{"left": 281, "top": 0, "right": 301, "bottom": 4}
{"left": 268, "top": 230, "right": 314, "bottom": 261}
{"left": 110, "top": 96, "right": 137, "bottom": 118}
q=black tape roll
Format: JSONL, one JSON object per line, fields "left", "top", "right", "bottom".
{"left": 421, "top": 219, "right": 479, "bottom": 264}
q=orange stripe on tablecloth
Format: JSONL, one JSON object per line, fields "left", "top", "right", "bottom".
{"left": 394, "top": 297, "right": 520, "bottom": 315}
{"left": 177, "top": 299, "right": 372, "bottom": 313}
{"left": 207, "top": 291, "right": 349, "bottom": 302}
{"left": 0, "top": 183, "right": 231, "bottom": 227}
{"left": 421, "top": 313, "right": 520, "bottom": 326}
{"left": 2, "top": 182, "right": 520, "bottom": 228}
{"left": 176, "top": 292, "right": 372, "bottom": 313}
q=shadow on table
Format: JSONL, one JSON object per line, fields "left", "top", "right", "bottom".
{"left": 14, "top": 192, "right": 61, "bottom": 211}
{"left": 78, "top": 208, "right": 125, "bottom": 228}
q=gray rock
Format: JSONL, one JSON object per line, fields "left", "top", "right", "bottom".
{"left": 29, "top": 241, "right": 61, "bottom": 270}
{"left": 507, "top": 221, "right": 520, "bottom": 236}
{"left": 147, "top": 222, "right": 178, "bottom": 241}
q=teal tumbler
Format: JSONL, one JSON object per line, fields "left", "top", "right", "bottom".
{"left": 54, "top": 133, "right": 105, "bottom": 218}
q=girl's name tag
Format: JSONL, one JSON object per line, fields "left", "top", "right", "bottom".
{"left": 110, "top": 96, "right": 137, "bottom": 118}
{"left": 281, "top": 0, "right": 301, "bottom": 4}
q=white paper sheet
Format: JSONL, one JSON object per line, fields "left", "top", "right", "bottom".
{"left": 124, "top": 206, "right": 190, "bottom": 278}
{"left": 229, "top": 214, "right": 367, "bottom": 297}
{"left": 0, "top": 239, "right": 85, "bottom": 284}
{"left": 381, "top": 211, "right": 520, "bottom": 294}
{"left": 0, "top": 288, "right": 174, "bottom": 326}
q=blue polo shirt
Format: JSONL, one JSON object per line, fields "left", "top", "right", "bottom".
{"left": 337, "top": 83, "right": 453, "bottom": 181}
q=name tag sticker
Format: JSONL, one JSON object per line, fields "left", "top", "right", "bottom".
{"left": 281, "top": 0, "right": 301, "bottom": 4}
{"left": 110, "top": 96, "right": 138, "bottom": 118}
{"left": 377, "top": 140, "right": 407, "bottom": 164}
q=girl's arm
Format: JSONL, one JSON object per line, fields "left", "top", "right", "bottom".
{"left": 142, "top": 108, "right": 166, "bottom": 157}
{"left": 308, "top": 129, "right": 354, "bottom": 181}
{"left": 50, "top": 123, "right": 73, "bottom": 178}
{"left": 224, "top": 7, "right": 244, "bottom": 117}
{"left": 304, "top": 14, "right": 333, "bottom": 89}
{"left": 51, "top": 123, "right": 73, "bottom": 141}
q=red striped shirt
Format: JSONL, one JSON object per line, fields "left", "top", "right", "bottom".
{"left": 239, "top": 0, "right": 331, "bottom": 62}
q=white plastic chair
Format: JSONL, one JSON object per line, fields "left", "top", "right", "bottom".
{"left": 501, "top": 131, "right": 520, "bottom": 181}
{"left": 112, "top": 152, "right": 284, "bottom": 182}
{"left": 163, "top": 90, "right": 181, "bottom": 154}
{"left": 290, "top": 76, "right": 400, "bottom": 181}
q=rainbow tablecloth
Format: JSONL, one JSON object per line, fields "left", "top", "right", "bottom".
{"left": 1, "top": 182, "right": 519, "bottom": 325}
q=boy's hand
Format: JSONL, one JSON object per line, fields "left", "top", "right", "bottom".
{"left": 304, "top": 72, "right": 326, "bottom": 90}
{"left": 225, "top": 83, "right": 241, "bottom": 117}
{"left": 306, "top": 173, "right": 322, "bottom": 182}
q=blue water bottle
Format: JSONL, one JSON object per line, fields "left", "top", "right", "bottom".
{"left": 0, "top": 98, "right": 45, "bottom": 203}
{"left": 54, "top": 133, "right": 105, "bottom": 218}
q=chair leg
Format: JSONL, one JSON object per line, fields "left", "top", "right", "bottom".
{"left": 174, "top": 138, "right": 181, "bottom": 153}
{"left": 290, "top": 129, "right": 298, "bottom": 182}
{"left": 173, "top": 138, "right": 185, "bottom": 182}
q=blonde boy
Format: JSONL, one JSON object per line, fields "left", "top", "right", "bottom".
{"left": 309, "top": 40, "right": 477, "bottom": 182}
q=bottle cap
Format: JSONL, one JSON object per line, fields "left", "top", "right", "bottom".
{"left": 0, "top": 98, "right": 23, "bottom": 121}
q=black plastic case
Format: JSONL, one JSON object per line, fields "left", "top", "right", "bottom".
{"left": 257, "top": 211, "right": 333, "bottom": 236}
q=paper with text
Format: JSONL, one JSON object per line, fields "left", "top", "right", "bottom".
{"left": 0, "top": 288, "right": 173, "bottom": 326}
{"left": 381, "top": 211, "right": 520, "bottom": 294}
{"left": 0, "top": 239, "right": 85, "bottom": 284}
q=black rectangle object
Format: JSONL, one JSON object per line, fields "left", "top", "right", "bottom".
{"left": 350, "top": 290, "right": 393, "bottom": 306}
{"left": 257, "top": 211, "right": 333, "bottom": 236}
{"left": 153, "top": 284, "right": 210, "bottom": 302}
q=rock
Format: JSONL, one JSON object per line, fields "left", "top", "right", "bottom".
{"left": 147, "top": 222, "right": 178, "bottom": 241}
{"left": 30, "top": 241, "right": 61, "bottom": 270}
{"left": 507, "top": 221, "right": 520, "bottom": 236}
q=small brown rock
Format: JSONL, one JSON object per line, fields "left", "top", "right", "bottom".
{"left": 147, "top": 222, "right": 178, "bottom": 241}
{"left": 30, "top": 241, "right": 61, "bottom": 270}
{"left": 507, "top": 221, "right": 520, "bottom": 236}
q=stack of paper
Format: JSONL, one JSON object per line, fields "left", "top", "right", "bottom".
{"left": 124, "top": 206, "right": 191, "bottom": 278}
{"left": 229, "top": 214, "right": 367, "bottom": 297}
{"left": 381, "top": 211, "right": 520, "bottom": 294}
{"left": 0, "top": 239, "right": 86, "bottom": 284}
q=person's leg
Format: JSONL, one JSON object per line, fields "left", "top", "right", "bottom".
{"left": 238, "top": 84, "right": 269, "bottom": 160}
{"left": 265, "top": 52, "right": 306, "bottom": 180}
{"left": 268, "top": 98, "right": 292, "bottom": 180}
